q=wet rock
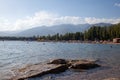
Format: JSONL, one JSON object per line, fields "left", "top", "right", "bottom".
{"left": 69, "top": 60, "right": 100, "bottom": 70}
{"left": 11, "top": 64, "right": 68, "bottom": 80}
{"left": 10, "top": 59, "right": 100, "bottom": 80}
{"left": 48, "top": 59, "right": 68, "bottom": 64}
{"left": 48, "top": 64, "right": 68, "bottom": 73}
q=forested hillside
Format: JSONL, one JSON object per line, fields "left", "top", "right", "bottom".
{"left": 38, "top": 23, "right": 120, "bottom": 41}
{"left": 0, "top": 23, "right": 119, "bottom": 41}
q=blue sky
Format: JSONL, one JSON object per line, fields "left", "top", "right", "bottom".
{"left": 0, "top": 0, "right": 120, "bottom": 31}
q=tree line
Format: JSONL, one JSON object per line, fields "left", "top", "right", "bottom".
{"left": 0, "top": 36, "right": 37, "bottom": 41}
{"left": 84, "top": 23, "right": 120, "bottom": 41}
{"left": 38, "top": 23, "right": 120, "bottom": 41}
{"left": 0, "top": 23, "right": 120, "bottom": 41}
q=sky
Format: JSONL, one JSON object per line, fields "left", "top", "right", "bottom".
{"left": 0, "top": 0, "right": 120, "bottom": 31}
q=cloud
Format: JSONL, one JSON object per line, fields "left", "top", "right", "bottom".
{"left": 0, "top": 11, "right": 120, "bottom": 31}
{"left": 13, "top": 11, "right": 85, "bottom": 30}
{"left": 85, "top": 17, "right": 120, "bottom": 24}
{"left": 114, "top": 3, "right": 120, "bottom": 7}
{"left": 0, "top": 18, "right": 13, "bottom": 31}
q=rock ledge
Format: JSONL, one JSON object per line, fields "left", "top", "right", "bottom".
{"left": 11, "top": 59, "right": 100, "bottom": 80}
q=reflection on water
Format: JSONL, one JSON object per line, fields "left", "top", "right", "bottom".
{"left": 0, "top": 41, "right": 120, "bottom": 79}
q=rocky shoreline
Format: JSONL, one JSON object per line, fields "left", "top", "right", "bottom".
{"left": 10, "top": 59, "right": 100, "bottom": 80}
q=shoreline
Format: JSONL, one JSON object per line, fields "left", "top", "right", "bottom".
{"left": 37, "top": 40, "right": 120, "bottom": 45}
{"left": 1, "top": 40, "right": 120, "bottom": 45}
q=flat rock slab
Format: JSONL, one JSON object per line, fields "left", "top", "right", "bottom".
{"left": 10, "top": 59, "right": 100, "bottom": 80}
{"left": 11, "top": 63, "right": 68, "bottom": 80}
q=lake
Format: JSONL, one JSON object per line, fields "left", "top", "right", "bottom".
{"left": 0, "top": 41, "right": 120, "bottom": 80}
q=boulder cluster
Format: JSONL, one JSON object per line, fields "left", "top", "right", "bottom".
{"left": 48, "top": 59, "right": 100, "bottom": 70}
{"left": 11, "top": 59, "right": 100, "bottom": 80}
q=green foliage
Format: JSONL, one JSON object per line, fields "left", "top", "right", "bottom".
{"left": 38, "top": 23, "right": 120, "bottom": 41}
{"left": 84, "top": 23, "right": 120, "bottom": 41}
{"left": 37, "top": 32, "right": 84, "bottom": 41}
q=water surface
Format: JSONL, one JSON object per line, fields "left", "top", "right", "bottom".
{"left": 0, "top": 41, "right": 120, "bottom": 80}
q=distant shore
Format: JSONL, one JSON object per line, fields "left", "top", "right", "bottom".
{"left": 37, "top": 40, "right": 120, "bottom": 44}
{"left": 0, "top": 40, "right": 120, "bottom": 44}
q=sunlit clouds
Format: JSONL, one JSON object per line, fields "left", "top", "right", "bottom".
{"left": 0, "top": 11, "right": 120, "bottom": 31}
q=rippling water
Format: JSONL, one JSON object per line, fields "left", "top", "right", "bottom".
{"left": 0, "top": 41, "right": 120, "bottom": 80}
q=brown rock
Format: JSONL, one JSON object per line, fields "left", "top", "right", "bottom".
{"left": 11, "top": 63, "right": 68, "bottom": 80}
{"left": 69, "top": 60, "right": 100, "bottom": 70}
{"left": 48, "top": 59, "right": 68, "bottom": 64}
{"left": 103, "top": 78, "right": 120, "bottom": 80}
{"left": 10, "top": 59, "right": 100, "bottom": 80}
{"left": 48, "top": 64, "right": 68, "bottom": 73}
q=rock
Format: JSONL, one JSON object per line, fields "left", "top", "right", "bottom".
{"left": 10, "top": 59, "right": 100, "bottom": 80}
{"left": 11, "top": 64, "right": 68, "bottom": 80}
{"left": 48, "top": 64, "right": 68, "bottom": 73}
{"left": 103, "top": 78, "right": 120, "bottom": 80}
{"left": 48, "top": 59, "right": 68, "bottom": 64}
{"left": 69, "top": 60, "right": 100, "bottom": 70}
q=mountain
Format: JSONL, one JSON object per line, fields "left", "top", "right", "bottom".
{"left": 93, "top": 23, "right": 112, "bottom": 26}
{"left": 0, "top": 31, "right": 20, "bottom": 37}
{"left": 16, "top": 24, "right": 91, "bottom": 37}
{"left": 0, "top": 23, "right": 112, "bottom": 37}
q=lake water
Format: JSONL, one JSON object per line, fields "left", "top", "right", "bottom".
{"left": 0, "top": 41, "right": 120, "bottom": 80}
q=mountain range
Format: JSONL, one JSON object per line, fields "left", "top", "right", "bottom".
{"left": 0, "top": 23, "right": 112, "bottom": 37}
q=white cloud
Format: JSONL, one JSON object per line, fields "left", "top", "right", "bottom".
{"left": 85, "top": 17, "right": 120, "bottom": 24}
{"left": 0, "top": 18, "right": 13, "bottom": 31}
{"left": 114, "top": 3, "right": 120, "bottom": 7}
{"left": 13, "top": 11, "right": 86, "bottom": 31}
{"left": 0, "top": 11, "right": 120, "bottom": 31}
